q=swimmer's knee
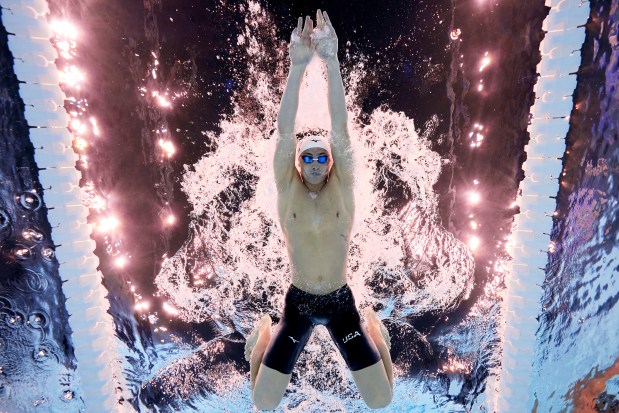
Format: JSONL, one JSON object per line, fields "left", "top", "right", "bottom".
{"left": 252, "top": 390, "right": 283, "bottom": 411}
{"left": 365, "top": 391, "right": 393, "bottom": 410}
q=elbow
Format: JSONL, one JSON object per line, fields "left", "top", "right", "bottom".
{"left": 331, "top": 117, "right": 348, "bottom": 133}
{"left": 276, "top": 112, "right": 295, "bottom": 135}
{"left": 276, "top": 121, "right": 293, "bottom": 136}
{"left": 365, "top": 390, "right": 393, "bottom": 410}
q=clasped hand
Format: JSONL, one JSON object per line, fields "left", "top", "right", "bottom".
{"left": 289, "top": 9, "right": 338, "bottom": 66}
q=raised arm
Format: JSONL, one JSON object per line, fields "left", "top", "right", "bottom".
{"left": 312, "top": 10, "right": 353, "bottom": 183}
{"left": 277, "top": 16, "right": 314, "bottom": 134}
{"left": 312, "top": 10, "right": 347, "bottom": 132}
{"left": 324, "top": 59, "right": 348, "bottom": 133}
{"left": 274, "top": 16, "right": 314, "bottom": 190}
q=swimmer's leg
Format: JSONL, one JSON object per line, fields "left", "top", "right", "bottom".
{"left": 245, "top": 314, "right": 272, "bottom": 389}
{"left": 327, "top": 298, "right": 393, "bottom": 409}
{"left": 363, "top": 307, "right": 393, "bottom": 388}
{"left": 350, "top": 360, "right": 392, "bottom": 409}
{"left": 247, "top": 311, "right": 312, "bottom": 411}
{"left": 252, "top": 364, "right": 292, "bottom": 411}
{"left": 341, "top": 308, "right": 392, "bottom": 409}
{"left": 246, "top": 315, "right": 291, "bottom": 411}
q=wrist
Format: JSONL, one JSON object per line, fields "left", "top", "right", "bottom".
{"left": 324, "top": 56, "right": 340, "bottom": 68}
{"left": 290, "top": 61, "right": 309, "bottom": 70}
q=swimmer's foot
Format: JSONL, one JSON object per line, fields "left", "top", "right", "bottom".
{"left": 244, "top": 314, "right": 272, "bottom": 362}
{"left": 364, "top": 307, "right": 391, "bottom": 351}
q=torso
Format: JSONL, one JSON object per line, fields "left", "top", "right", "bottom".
{"left": 277, "top": 173, "right": 354, "bottom": 295}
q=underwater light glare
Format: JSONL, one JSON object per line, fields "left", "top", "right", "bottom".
{"left": 97, "top": 216, "right": 120, "bottom": 233}
{"left": 468, "top": 192, "right": 482, "bottom": 205}
{"left": 114, "top": 256, "right": 127, "bottom": 268}
{"left": 468, "top": 236, "right": 481, "bottom": 251}
{"left": 50, "top": 20, "right": 78, "bottom": 39}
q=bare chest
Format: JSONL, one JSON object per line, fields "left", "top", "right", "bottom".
{"left": 278, "top": 179, "right": 353, "bottom": 236}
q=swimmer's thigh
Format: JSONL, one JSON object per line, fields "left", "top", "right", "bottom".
{"left": 350, "top": 360, "right": 392, "bottom": 409}
{"left": 252, "top": 365, "right": 291, "bottom": 410}
{"left": 254, "top": 315, "right": 313, "bottom": 409}
{"left": 326, "top": 304, "right": 391, "bottom": 408}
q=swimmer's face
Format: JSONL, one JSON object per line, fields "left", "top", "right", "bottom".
{"left": 299, "top": 147, "right": 331, "bottom": 185}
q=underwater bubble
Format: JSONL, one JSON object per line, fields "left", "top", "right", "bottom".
{"left": 40, "top": 246, "right": 55, "bottom": 261}
{"left": 19, "top": 192, "right": 42, "bottom": 211}
{"left": 5, "top": 311, "right": 25, "bottom": 328}
{"left": 450, "top": 28, "right": 461, "bottom": 40}
{"left": 13, "top": 245, "right": 33, "bottom": 260}
{"left": 27, "top": 311, "right": 49, "bottom": 329}
{"left": 22, "top": 228, "right": 44, "bottom": 242}
{"left": 33, "top": 341, "right": 60, "bottom": 371}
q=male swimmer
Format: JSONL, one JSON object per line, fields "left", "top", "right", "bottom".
{"left": 244, "top": 10, "right": 393, "bottom": 410}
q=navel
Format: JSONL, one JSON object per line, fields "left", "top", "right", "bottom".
{"left": 293, "top": 213, "right": 296, "bottom": 219}
{"left": 336, "top": 211, "right": 340, "bottom": 218}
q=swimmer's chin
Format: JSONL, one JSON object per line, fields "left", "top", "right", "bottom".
{"left": 304, "top": 176, "right": 327, "bottom": 185}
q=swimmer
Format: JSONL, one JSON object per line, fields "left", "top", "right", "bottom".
{"left": 245, "top": 10, "right": 393, "bottom": 410}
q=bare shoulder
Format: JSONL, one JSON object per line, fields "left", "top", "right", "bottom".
{"left": 330, "top": 128, "right": 354, "bottom": 186}
{"left": 273, "top": 131, "right": 296, "bottom": 191}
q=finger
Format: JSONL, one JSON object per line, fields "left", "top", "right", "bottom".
{"left": 297, "top": 16, "right": 303, "bottom": 33}
{"left": 323, "top": 10, "right": 332, "bottom": 26}
{"left": 303, "top": 15, "right": 312, "bottom": 36}
{"left": 316, "top": 9, "right": 323, "bottom": 27}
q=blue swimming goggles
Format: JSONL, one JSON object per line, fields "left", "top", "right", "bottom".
{"left": 301, "top": 154, "right": 329, "bottom": 164}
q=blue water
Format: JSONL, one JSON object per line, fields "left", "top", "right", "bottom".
{"left": 531, "top": 1, "right": 619, "bottom": 411}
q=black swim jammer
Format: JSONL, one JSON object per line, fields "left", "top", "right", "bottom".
{"left": 261, "top": 284, "right": 381, "bottom": 374}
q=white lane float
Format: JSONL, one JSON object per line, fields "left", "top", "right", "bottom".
{"left": 1, "top": 0, "right": 129, "bottom": 410}
{"left": 495, "top": 0, "right": 590, "bottom": 412}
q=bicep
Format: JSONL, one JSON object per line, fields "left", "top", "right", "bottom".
{"left": 273, "top": 131, "right": 296, "bottom": 190}
{"left": 330, "top": 129, "right": 354, "bottom": 185}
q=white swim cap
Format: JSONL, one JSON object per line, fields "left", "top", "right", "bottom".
{"left": 295, "top": 135, "right": 333, "bottom": 176}
{"left": 297, "top": 136, "right": 331, "bottom": 154}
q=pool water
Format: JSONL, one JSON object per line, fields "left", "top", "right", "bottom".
{"left": 0, "top": 0, "right": 617, "bottom": 411}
